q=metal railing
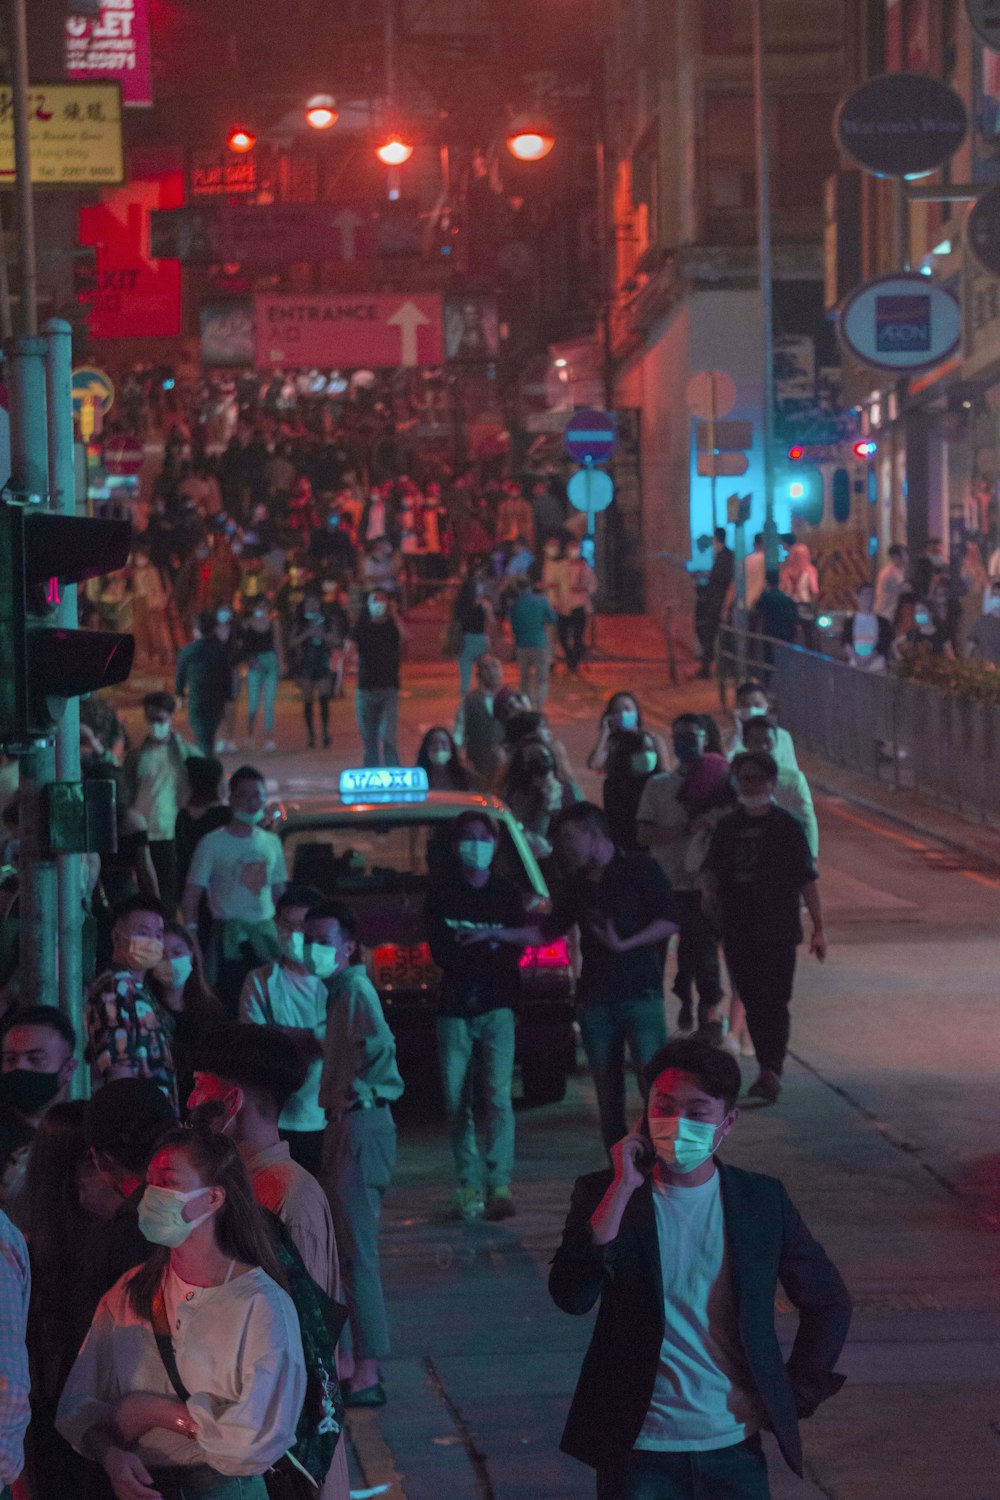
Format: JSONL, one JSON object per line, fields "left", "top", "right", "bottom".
{"left": 769, "top": 640, "right": 1000, "bottom": 826}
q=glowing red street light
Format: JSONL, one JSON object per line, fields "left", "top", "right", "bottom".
{"left": 787, "top": 445, "right": 804, "bottom": 461}
{"left": 305, "top": 95, "right": 339, "bottom": 131}
{"left": 227, "top": 127, "right": 256, "bottom": 154}
{"left": 376, "top": 136, "right": 414, "bottom": 166}
{"left": 506, "top": 118, "right": 556, "bottom": 162}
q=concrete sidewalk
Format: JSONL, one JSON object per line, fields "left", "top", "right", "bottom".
{"left": 345, "top": 1058, "right": 1000, "bottom": 1500}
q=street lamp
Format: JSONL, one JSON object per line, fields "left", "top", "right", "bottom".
{"left": 506, "top": 117, "right": 556, "bottom": 162}
{"left": 305, "top": 94, "right": 339, "bottom": 131}
{"left": 226, "top": 127, "right": 256, "bottom": 154}
{"left": 376, "top": 136, "right": 413, "bottom": 166}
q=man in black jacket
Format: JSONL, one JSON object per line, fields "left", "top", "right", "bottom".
{"left": 425, "top": 810, "right": 526, "bottom": 1223}
{"left": 550, "top": 1037, "right": 850, "bottom": 1500}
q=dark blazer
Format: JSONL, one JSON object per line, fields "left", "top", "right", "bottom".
{"left": 549, "top": 1160, "right": 850, "bottom": 1476}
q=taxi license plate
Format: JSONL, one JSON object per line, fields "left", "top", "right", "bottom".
{"left": 374, "top": 942, "right": 439, "bottom": 991}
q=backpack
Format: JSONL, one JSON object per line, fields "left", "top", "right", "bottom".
{"left": 267, "top": 1212, "right": 347, "bottom": 1491}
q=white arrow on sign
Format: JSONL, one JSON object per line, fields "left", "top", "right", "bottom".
{"left": 332, "top": 209, "right": 364, "bottom": 262}
{"left": 388, "top": 300, "right": 430, "bottom": 367}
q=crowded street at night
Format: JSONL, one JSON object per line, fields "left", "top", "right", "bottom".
{"left": 1, "top": 4, "right": 1000, "bottom": 1500}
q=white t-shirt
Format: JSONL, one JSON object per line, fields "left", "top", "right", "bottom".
{"left": 188, "top": 826, "right": 287, "bottom": 924}
{"left": 636, "top": 771, "right": 699, "bottom": 893}
{"left": 635, "top": 1172, "right": 763, "bottom": 1452}
{"left": 239, "top": 962, "right": 328, "bottom": 1132}
{"left": 57, "top": 1266, "right": 304, "bottom": 1475}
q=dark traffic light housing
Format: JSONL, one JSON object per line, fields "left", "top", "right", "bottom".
{"left": 0, "top": 502, "right": 135, "bottom": 742}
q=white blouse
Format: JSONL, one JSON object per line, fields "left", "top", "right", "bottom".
{"left": 57, "top": 1265, "right": 305, "bottom": 1477}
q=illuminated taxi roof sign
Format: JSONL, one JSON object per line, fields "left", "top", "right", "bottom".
{"left": 338, "top": 766, "right": 429, "bottom": 803}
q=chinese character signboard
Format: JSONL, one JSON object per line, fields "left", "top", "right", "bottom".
{"left": 0, "top": 84, "right": 124, "bottom": 186}
{"left": 66, "top": 0, "right": 152, "bottom": 109}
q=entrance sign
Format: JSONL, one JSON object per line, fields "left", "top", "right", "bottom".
{"left": 254, "top": 293, "right": 443, "bottom": 369}
{"left": 835, "top": 73, "right": 967, "bottom": 178}
{"left": 838, "top": 274, "right": 961, "bottom": 374}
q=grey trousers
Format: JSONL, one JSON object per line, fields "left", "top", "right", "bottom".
{"left": 321, "top": 1108, "right": 397, "bottom": 1360}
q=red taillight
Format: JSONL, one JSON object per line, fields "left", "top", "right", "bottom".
{"left": 520, "top": 938, "right": 570, "bottom": 969}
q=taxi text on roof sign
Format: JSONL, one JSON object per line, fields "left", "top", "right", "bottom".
{"left": 339, "top": 767, "right": 429, "bottom": 801}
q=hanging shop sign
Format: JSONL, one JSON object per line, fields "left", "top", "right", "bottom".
{"left": 66, "top": 0, "right": 152, "bottom": 109}
{"left": 838, "top": 273, "right": 961, "bottom": 374}
{"left": 0, "top": 83, "right": 124, "bottom": 186}
{"left": 835, "top": 73, "right": 967, "bottom": 178}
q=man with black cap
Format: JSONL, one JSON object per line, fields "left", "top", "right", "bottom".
{"left": 84, "top": 1076, "right": 177, "bottom": 1293}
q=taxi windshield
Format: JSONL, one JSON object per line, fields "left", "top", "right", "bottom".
{"left": 283, "top": 818, "right": 536, "bottom": 898}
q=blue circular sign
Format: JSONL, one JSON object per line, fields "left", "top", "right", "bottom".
{"left": 564, "top": 408, "right": 616, "bottom": 464}
{"left": 567, "top": 466, "right": 614, "bottom": 514}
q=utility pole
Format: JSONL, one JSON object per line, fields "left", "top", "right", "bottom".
{"left": 7, "top": 0, "right": 57, "bottom": 1007}
{"left": 46, "top": 319, "right": 84, "bottom": 1047}
{"left": 752, "top": 0, "right": 779, "bottom": 571}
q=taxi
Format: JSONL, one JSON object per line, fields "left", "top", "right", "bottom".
{"left": 273, "top": 766, "right": 577, "bottom": 1105}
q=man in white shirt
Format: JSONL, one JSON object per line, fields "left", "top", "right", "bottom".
{"left": 741, "top": 717, "right": 818, "bottom": 861}
{"left": 182, "top": 765, "right": 287, "bottom": 1015}
{"left": 724, "top": 680, "right": 798, "bottom": 770}
{"left": 550, "top": 1037, "right": 850, "bottom": 1499}
{"left": 123, "top": 692, "right": 196, "bottom": 915}
{"left": 874, "top": 544, "right": 908, "bottom": 623}
{"left": 239, "top": 887, "right": 327, "bottom": 1175}
{"left": 743, "top": 533, "right": 766, "bottom": 614}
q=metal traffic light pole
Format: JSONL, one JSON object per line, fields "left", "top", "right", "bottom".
{"left": 7, "top": 0, "right": 58, "bottom": 1009}
{"left": 46, "top": 319, "right": 84, "bottom": 1045}
{"left": 7, "top": 341, "right": 59, "bottom": 1010}
{"left": 752, "top": 0, "right": 779, "bottom": 573}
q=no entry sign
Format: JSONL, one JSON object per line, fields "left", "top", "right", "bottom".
{"left": 564, "top": 408, "right": 616, "bottom": 464}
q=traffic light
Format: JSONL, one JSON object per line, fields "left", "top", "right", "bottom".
{"left": 0, "top": 502, "right": 135, "bottom": 742}
{"left": 785, "top": 469, "right": 823, "bottom": 526}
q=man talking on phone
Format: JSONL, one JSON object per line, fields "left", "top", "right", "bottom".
{"left": 550, "top": 1037, "right": 850, "bottom": 1500}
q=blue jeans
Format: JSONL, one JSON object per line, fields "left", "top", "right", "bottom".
{"left": 355, "top": 687, "right": 399, "bottom": 766}
{"left": 458, "top": 631, "right": 489, "bottom": 693}
{"left": 437, "top": 1009, "right": 516, "bottom": 1191}
{"left": 596, "top": 1436, "right": 770, "bottom": 1500}
{"left": 147, "top": 1468, "right": 268, "bottom": 1500}
{"left": 246, "top": 650, "right": 279, "bottom": 735}
{"left": 578, "top": 993, "right": 668, "bottom": 1151}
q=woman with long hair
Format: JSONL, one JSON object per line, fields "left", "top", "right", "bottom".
{"left": 416, "top": 726, "right": 472, "bottom": 792}
{"left": 151, "top": 925, "right": 226, "bottom": 1111}
{"left": 452, "top": 570, "right": 494, "bottom": 695}
{"left": 602, "top": 730, "right": 663, "bottom": 851}
{"left": 21, "top": 1101, "right": 111, "bottom": 1499}
{"left": 503, "top": 736, "right": 578, "bottom": 862}
{"left": 58, "top": 1126, "right": 305, "bottom": 1500}
{"left": 586, "top": 692, "right": 670, "bottom": 774}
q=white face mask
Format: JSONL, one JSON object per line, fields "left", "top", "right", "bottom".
{"left": 738, "top": 704, "right": 768, "bottom": 724}
{"left": 427, "top": 746, "right": 451, "bottom": 766}
{"left": 738, "top": 791, "right": 773, "bottom": 812}
{"left": 648, "top": 1116, "right": 720, "bottom": 1175}
{"left": 368, "top": 600, "right": 388, "bottom": 620}
{"left": 618, "top": 708, "right": 638, "bottom": 730}
{"left": 148, "top": 720, "right": 171, "bottom": 742}
{"left": 306, "top": 941, "right": 342, "bottom": 980}
{"left": 458, "top": 839, "right": 494, "bottom": 871}
{"left": 153, "top": 954, "right": 193, "bottom": 990}
{"left": 137, "top": 1184, "right": 216, "bottom": 1247}
{"left": 279, "top": 930, "right": 306, "bottom": 964}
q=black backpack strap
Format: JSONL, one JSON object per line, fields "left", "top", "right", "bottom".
{"left": 151, "top": 1282, "right": 190, "bottom": 1403}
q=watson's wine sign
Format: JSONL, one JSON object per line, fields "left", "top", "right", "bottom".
{"left": 835, "top": 73, "right": 967, "bottom": 178}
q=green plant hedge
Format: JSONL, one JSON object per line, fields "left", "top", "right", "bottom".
{"left": 891, "top": 646, "right": 1000, "bottom": 706}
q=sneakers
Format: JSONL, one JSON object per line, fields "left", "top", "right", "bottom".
{"left": 484, "top": 1188, "right": 516, "bottom": 1221}
{"left": 746, "top": 1070, "right": 782, "bottom": 1104}
{"left": 450, "top": 1186, "right": 485, "bottom": 1222}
